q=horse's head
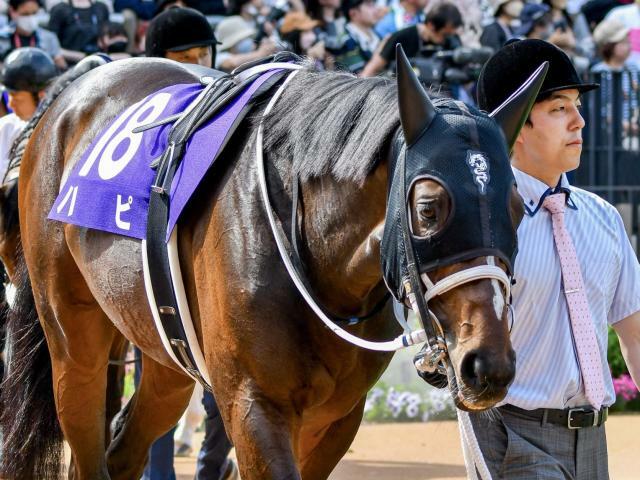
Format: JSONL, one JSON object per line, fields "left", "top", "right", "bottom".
{"left": 381, "top": 46, "right": 548, "bottom": 411}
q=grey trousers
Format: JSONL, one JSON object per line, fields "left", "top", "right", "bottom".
{"left": 469, "top": 406, "right": 609, "bottom": 479}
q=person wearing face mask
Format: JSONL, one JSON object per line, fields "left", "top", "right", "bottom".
{"left": 0, "top": 0, "right": 67, "bottom": 69}
{"left": 47, "top": 0, "right": 110, "bottom": 64}
{"left": 213, "top": 15, "right": 279, "bottom": 72}
{"left": 361, "top": 1, "right": 463, "bottom": 77}
{"left": 480, "top": 0, "right": 523, "bottom": 53}
{"left": 97, "top": 21, "right": 131, "bottom": 59}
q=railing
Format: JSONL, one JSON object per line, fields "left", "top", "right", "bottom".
{"left": 575, "top": 71, "right": 640, "bottom": 253}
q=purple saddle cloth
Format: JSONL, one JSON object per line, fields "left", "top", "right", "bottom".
{"left": 49, "top": 69, "right": 281, "bottom": 240}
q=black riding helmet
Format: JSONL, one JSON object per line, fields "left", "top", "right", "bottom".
{"left": 1, "top": 47, "right": 57, "bottom": 92}
{"left": 477, "top": 39, "right": 598, "bottom": 112}
{"left": 145, "top": 7, "right": 220, "bottom": 59}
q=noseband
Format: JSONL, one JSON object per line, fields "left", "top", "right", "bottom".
{"left": 408, "top": 260, "right": 512, "bottom": 376}
{"left": 257, "top": 69, "right": 514, "bottom": 361}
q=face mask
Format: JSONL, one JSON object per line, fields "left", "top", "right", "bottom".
{"left": 245, "top": 4, "right": 258, "bottom": 17}
{"left": 234, "top": 37, "right": 255, "bottom": 54}
{"left": 503, "top": 0, "right": 523, "bottom": 19}
{"left": 107, "top": 41, "right": 128, "bottom": 53}
{"left": 15, "top": 14, "right": 39, "bottom": 35}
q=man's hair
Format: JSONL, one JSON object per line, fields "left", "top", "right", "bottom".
{"left": 9, "top": 0, "right": 40, "bottom": 11}
{"left": 425, "top": 2, "right": 463, "bottom": 31}
{"left": 100, "top": 22, "right": 127, "bottom": 38}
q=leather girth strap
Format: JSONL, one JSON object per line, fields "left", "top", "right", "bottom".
{"left": 145, "top": 67, "right": 289, "bottom": 389}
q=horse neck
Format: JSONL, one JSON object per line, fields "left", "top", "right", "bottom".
{"left": 299, "top": 159, "right": 389, "bottom": 318}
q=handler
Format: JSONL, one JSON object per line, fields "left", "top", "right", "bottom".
{"left": 0, "top": 47, "right": 57, "bottom": 180}
{"left": 145, "top": 6, "right": 219, "bottom": 67}
{"left": 472, "top": 38, "right": 640, "bottom": 478}
{"left": 143, "top": 8, "right": 236, "bottom": 480}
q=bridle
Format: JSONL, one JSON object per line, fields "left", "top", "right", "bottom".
{"left": 393, "top": 139, "right": 512, "bottom": 379}
{"left": 256, "top": 67, "right": 514, "bottom": 366}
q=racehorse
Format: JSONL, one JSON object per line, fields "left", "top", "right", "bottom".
{"left": 1, "top": 49, "right": 542, "bottom": 479}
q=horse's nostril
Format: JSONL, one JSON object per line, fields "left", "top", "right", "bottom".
{"left": 461, "top": 350, "right": 515, "bottom": 390}
{"left": 460, "top": 351, "right": 482, "bottom": 387}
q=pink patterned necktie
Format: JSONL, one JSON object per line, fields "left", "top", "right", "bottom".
{"left": 543, "top": 193, "right": 605, "bottom": 409}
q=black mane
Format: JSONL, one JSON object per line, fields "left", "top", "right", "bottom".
{"left": 261, "top": 69, "right": 400, "bottom": 184}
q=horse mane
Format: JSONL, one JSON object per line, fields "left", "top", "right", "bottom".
{"left": 261, "top": 69, "right": 401, "bottom": 184}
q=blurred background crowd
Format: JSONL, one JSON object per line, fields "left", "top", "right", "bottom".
{"left": 1, "top": 1, "right": 640, "bottom": 480}
{"left": 0, "top": 0, "right": 637, "bottom": 89}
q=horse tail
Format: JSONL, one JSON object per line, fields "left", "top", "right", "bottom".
{"left": 5, "top": 54, "right": 111, "bottom": 181}
{"left": 0, "top": 248, "right": 64, "bottom": 479}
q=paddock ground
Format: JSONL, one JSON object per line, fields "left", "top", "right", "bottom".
{"left": 173, "top": 414, "right": 639, "bottom": 479}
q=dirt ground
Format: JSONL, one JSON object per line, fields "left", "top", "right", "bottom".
{"left": 174, "top": 414, "right": 639, "bottom": 479}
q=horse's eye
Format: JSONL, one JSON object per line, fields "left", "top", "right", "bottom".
{"left": 417, "top": 204, "right": 436, "bottom": 221}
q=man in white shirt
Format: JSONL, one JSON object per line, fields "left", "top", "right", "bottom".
{"left": 472, "top": 38, "right": 640, "bottom": 478}
{"left": 0, "top": 47, "right": 57, "bottom": 182}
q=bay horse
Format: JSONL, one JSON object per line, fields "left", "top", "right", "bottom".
{"left": 1, "top": 51, "right": 540, "bottom": 479}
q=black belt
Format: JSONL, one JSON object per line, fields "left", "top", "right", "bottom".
{"left": 500, "top": 404, "right": 609, "bottom": 429}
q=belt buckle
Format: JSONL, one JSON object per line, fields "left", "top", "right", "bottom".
{"left": 568, "top": 408, "right": 585, "bottom": 429}
{"left": 567, "top": 407, "right": 598, "bottom": 429}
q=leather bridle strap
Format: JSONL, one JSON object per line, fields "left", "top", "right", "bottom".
{"left": 422, "top": 265, "right": 511, "bottom": 302}
{"left": 257, "top": 70, "right": 426, "bottom": 351}
{"left": 257, "top": 71, "right": 513, "bottom": 353}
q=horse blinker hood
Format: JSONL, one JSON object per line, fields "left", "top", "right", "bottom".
{"left": 381, "top": 45, "right": 548, "bottom": 302}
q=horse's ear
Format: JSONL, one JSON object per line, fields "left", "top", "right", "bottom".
{"left": 396, "top": 43, "right": 436, "bottom": 146}
{"left": 489, "top": 61, "right": 549, "bottom": 152}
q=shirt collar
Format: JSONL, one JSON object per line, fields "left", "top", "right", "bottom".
{"left": 511, "top": 165, "right": 577, "bottom": 216}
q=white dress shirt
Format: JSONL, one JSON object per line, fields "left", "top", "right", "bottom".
{"left": 500, "top": 166, "right": 640, "bottom": 410}
{"left": 0, "top": 113, "right": 26, "bottom": 181}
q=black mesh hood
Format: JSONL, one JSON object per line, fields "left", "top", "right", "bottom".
{"left": 381, "top": 99, "right": 518, "bottom": 301}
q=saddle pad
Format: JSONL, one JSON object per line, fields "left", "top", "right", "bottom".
{"left": 48, "top": 69, "right": 280, "bottom": 240}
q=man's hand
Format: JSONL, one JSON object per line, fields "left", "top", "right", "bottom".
{"left": 613, "top": 310, "right": 640, "bottom": 390}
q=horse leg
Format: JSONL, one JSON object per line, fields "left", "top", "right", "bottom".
{"left": 299, "top": 399, "right": 366, "bottom": 480}
{"left": 38, "top": 300, "right": 116, "bottom": 480}
{"left": 105, "top": 334, "right": 129, "bottom": 445}
{"left": 106, "top": 352, "right": 194, "bottom": 480}
{"left": 226, "top": 391, "right": 301, "bottom": 480}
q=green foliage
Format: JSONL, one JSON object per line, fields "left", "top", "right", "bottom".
{"left": 608, "top": 327, "right": 627, "bottom": 378}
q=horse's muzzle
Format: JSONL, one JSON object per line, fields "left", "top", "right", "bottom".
{"left": 455, "top": 348, "right": 516, "bottom": 410}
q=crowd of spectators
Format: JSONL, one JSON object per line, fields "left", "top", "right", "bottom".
{"left": 0, "top": 0, "right": 639, "bottom": 90}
